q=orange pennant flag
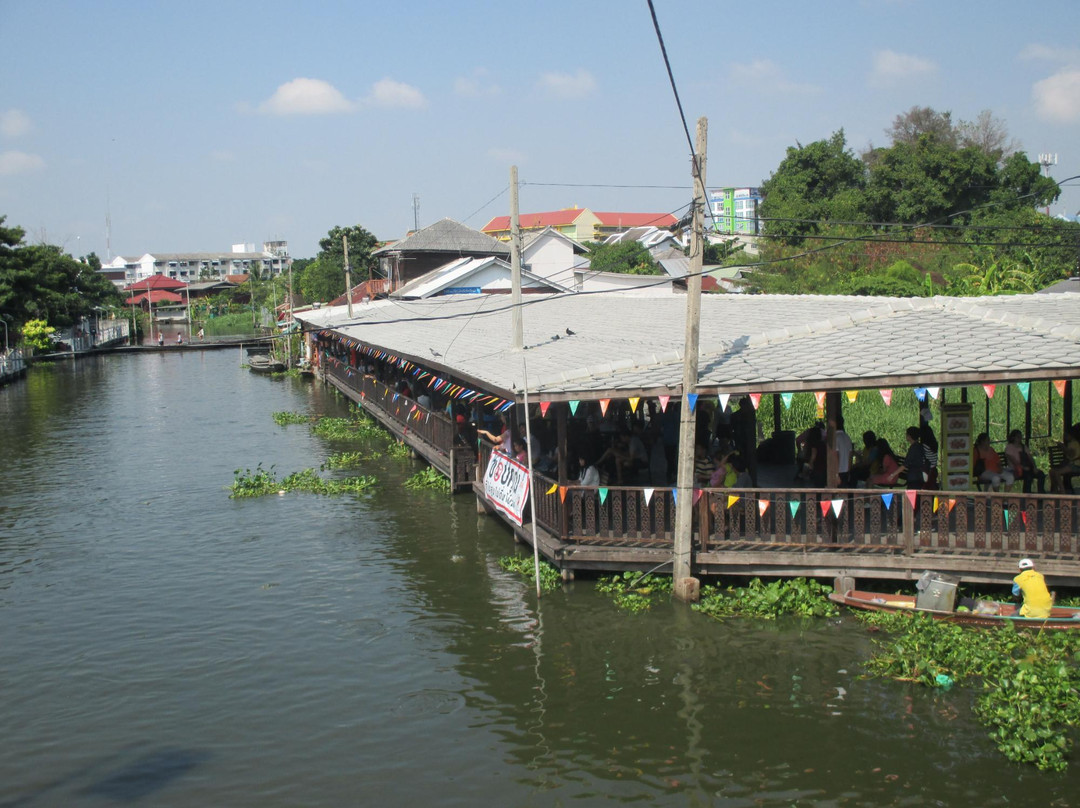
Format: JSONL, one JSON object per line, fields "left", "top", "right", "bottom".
{"left": 558, "top": 486, "right": 567, "bottom": 503}
{"left": 749, "top": 393, "right": 761, "bottom": 410}
{"left": 1053, "top": 380, "right": 1067, "bottom": 398}
{"left": 947, "top": 498, "right": 957, "bottom": 513}
{"left": 983, "top": 384, "right": 996, "bottom": 399}
{"left": 599, "top": 398, "right": 610, "bottom": 416}
{"left": 814, "top": 391, "right": 826, "bottom": 409}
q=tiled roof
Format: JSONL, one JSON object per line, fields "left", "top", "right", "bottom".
{"left": 593, "top": 212, "right": 678, "bottom": 228}
{"left": 374, "top": 218, "right": 509, "bottom": 256}
{"left": 297, "top": 292, "right": 1080, "bottom": 400}
{"left": 123, "top": 274, "right": 187, "bottom": 291}
{"left": 483, "top": 210, "right": 586, "bottom": 232}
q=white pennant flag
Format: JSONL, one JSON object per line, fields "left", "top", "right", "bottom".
{"left": 643, "top": 488, "right": 654, "bottom": 506}
{"left": 831, "top": 498, "right": 844, "bottom": 518}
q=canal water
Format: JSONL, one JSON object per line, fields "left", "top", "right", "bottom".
{"left": 1, "top": 350, "right": 1076, "bottom": 807}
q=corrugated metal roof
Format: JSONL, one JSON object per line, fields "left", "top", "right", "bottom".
{"left": 297, "top": 292, "right": 1080, "bottom": 400}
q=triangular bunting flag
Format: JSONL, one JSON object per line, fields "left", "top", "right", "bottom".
{"left": 880, "top": 389, "right": 893, "bottom": 406}
{"left": 814, "top": 391, "right": 826, "bottom": 409}
{"left": 1021, "top": 511, "right": 1028, "bottom": 527}
{"left": 1004, "top": 510, "right": 1010, "bottom": 528}
{"left": 845, "top": 390, "right": 858, "bottom": 403}
{"left": 569, "top": 400, "right": 580, "bottom": 416}
{"left": 671, "top": 488, "right": 678, "bottom": 505}
{"left": 599, "top": 398, "right": 610, "bottom": 416}
{"left": 558, "top": 486, "right": 567, "bottom": 503}
{"left": 1017, "top": 382, "right": 1030, "bottom": 402}
{"left": 831, "top": 499, "right": 844, "bottom": 518}
{"left": 539, "top": 401, "right": 551, "bottom": 417}
{"left": 781, "top": 392, "right": 793, "bottom": 409}
{"left": 983, "top": 384, "right": 995, "bottom": 399}
{"left": 658, "top": 395, "right": 670, "bottom": 412}
{"left": 727, "top": 494, "right": 740, "bottom": 509}
{"left": 926, "top": 387, "right": 940, "bottom": 400}
{"left": 819, "top": 500, "right": 831, "bottom": 517}
{"left": 758, "top": 499, "right": 770, "bottom": 517}
{"left": 546, "top": 483, "right": 558, "bottom": 495}
{"left": 643, "top": 488, "right": 654, "bottom": 505}
{"left": 933, "top": 496, "right": 940, "bottom": 513}
{"left": 789, "top": 500, "right": 801, "bottom": 518}
{"left": 599, "top": 488, "right": 609, "bottom": 505}
{"left": 947, "top": 498, "right": 956, "bottom": 513}
{"left": 905, "top": 490, "right": 918, "bottom": 510}
{"left": 718, "top": 393, "right": 730, "bottom": 412}
{"left": 914, "top": 387, "right": 928, "bottom": 402}
{"left": 1053, "top": 380, "right": 1067, "bottom": 398}
{"left": 629, "top": 397, "right": 640, "bottom": 413}
{"left": 686, "top": 393, "right": 698, "bottom": 413}
{"left": 393, "top": 393, "right": 400, "bottom": 402}
{"left": 749, "top": 393, "right": 761, "bottom": 410}
{"left": 881, "top": 492, "right": 894, "bottom": 510}
{"left": 693, "top": 489, "right": 703, "bottom": 505}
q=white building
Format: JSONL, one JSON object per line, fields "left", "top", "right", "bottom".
{"left": 100, "top": 241, "right": 290, "bottom": 287}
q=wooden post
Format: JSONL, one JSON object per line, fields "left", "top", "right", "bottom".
{"left": 826, "top": 391, "right": 840, "bottom": 488}
{"left": 673, "top": 117, "right": 707, "bottom": 603}
{"left": 343, "top": 236, "right": 354, "bottom": 320}
{"left": 902, "top": 492, "right": 915, "bottom": 555}
{"left": 510, "top": 165, "right": 523, "bottom": 352}
{"left": 557, "top": 402, "right": 569, "bottom": 541}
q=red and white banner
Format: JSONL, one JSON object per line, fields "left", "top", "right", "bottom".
{"left": 483, "top": 451, "right": 531, "bottom": 526}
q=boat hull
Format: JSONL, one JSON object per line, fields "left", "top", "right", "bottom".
{"left": 830, "top": 590, "right": 1080, "bottom": 630}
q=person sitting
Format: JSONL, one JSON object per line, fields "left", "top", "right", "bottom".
{"left": 1012, "top": 558, "right": 1053, "bottom": 618}
{"left": 868, "top": 438, "right": 903, "bottom": 486}
{"left": 576, "top": 454, "right": 600, "bottom": 487}
{"left": 849, "top": 430, "right": 880, "bottom": 486}
{"left": 1049, "top": 424, "right": 1080, "bottom": 494}
{"left": 693, "top": 443, "right": 716, "bottom": 487}
{"left": 974, "top": 432, "right": 1014, "bottom": 491}
{"left": 1005, "top": 429, "right": 1046, "bottom": 494}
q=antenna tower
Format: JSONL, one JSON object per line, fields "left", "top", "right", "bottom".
{"left": 1039, "top": 153, "right": 1058, "bottom": 216}
{"left": 412, "top": 193, "right": 420, "bottom": 232}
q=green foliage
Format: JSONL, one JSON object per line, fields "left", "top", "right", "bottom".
{"left": 694, "top": 577, "right": 839, "bottom": 620}
{"left": 229, "top": 463, "right": 376, "bottom": 498}
{"left": 201, "top": 312, "right": 257, "bottom": 336}
{"left": 498, "top": 554, "right": 562, "bottom": 593}
{"left": 585, "top": 240, "right": 663, "bottom": 275}
{"left": 404, "top": 466, "right": 450, "bottom": 492}
{"left": 857, "top": 612, "right": 1080, "bottom": 771}
{"left": 596, "top": 571, "right": 674, "bottom": 613}
{"left": 311, "top": 410, "right": 383, "bottom": 440}
{"left": 322, "top": 451, "right": 378, "bottom": 469}
{"left": 294, "top": 224, "right": 379, "bottom": 303}
{"left": 20, "top": 318, "right": 55, "bottom": 352}
{"left": 272, "top": 411, "right": 312, "bottom": 426}
{"left": 384, "top": 440, "right": 412, "bottom": 458}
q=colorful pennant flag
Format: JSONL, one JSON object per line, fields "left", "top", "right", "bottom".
{"left": 693, "top": 489, "right": 703, "bottom": 505}
{"left": 643, "top": 488, "right": 654, "bottom": 505}
{"left": 599, "top": 398, "right": 611, "bottom": 416}
{"left": 814, "top": 391, "right": 826, "bottom": 409}
{"left": 1004, "top": 510, "right": 1010, "bottom": 529}
{"left": 845, "top": 390, "right": 858, "bottom": 403}
{"left": 1021, "top": 511, "right": 1028, "bottom": 527}
{"left": 933, "top": 496, "right": 940, "bottom": 513}
{"left": 789, "top": 500, "right": 801, "bottom": 518}
{"left": 559, "top": 486, "right": 567, "bottom": 503}
{"left": 629, "top": 397, "right": 640, "bottom": 413}
{"left": 781, "top": 392, "right": 793, "bottom": 409}
{"left": 671, "top": 488, "right": 678, "bottom": 505}
{"left": 546, "top": 483, "right": 558, "bottom": 495}
{"left": 599, "top": 488, "right": 609, "bottom": 505}
{"left": 905, "top": 490, "right": 918, "bottom": 510}
{"left": 881, "top": 492, "right": 894, "bottom": 510}
{"left": 1053, "top": 380, "right": 1067, "bottom": 398}
{"left": 831, "top": 499, "right": 844, "bottom": 518}
{"left": 686, "top": 393, "right": 698, "bottom": 413}
{"left": 913, "top": 387, "right": 928, "bottom": 402}
{"left": 819, "top": 500, "right": 831, "bottom": 517}
{"left": 658, "top": 395, "right": 670, "bottom": 412}
{"left": 539, "top": 401, "right": 551, "bottom": 417}
{"left": 727, "top": 494, "right": 740, "bottom": 509}
{"left": 947, "top": 498, "right": 956, "bottom": 513}
{"left": 749, "top": 393, "right": 761, "bottom": 410}
{"left": 880, "top": 389, "right": 893, "bottom": 406}
{"left": 926, "top": 387, "right": 940, "bottom": 400}
{"left": 758, "top": 499, "right": 770, "bottom": 517}
{"left": 718, "top": 393, "right": 730, "bottom": 412}
{"left": 983, "top": 384, "right": 996, "bottom": 399}
{"left": 569, "top": 400, "right": 580, "bottom": 416}
{"left": 1017, "top": 382, "right": 1030, "bottom": 402}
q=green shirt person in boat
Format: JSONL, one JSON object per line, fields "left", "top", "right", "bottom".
{"left": 1012, "top": 559, "right": 1053, "bottom": 618}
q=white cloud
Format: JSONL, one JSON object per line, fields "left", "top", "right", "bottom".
{"left": 870, "top": 50, "right": 936, "bottom": 86}
{"left": 258, "top": 78, "right": 355, "bottom": 115}
{"left": 1033, "top": 69, "right": 1080, "bottom": 123}
{"left": 454, "top": 69, "right": 501, "bottom": 98}
{"left": 0, "top": 150, "right": 45, "bottom": 176}
{"left": 364, "top": 78, "right": 426, "bottom": 109}
{"left": 1, "top": 109, "right": 32, "bottom": 138}
{"left": 1020, "top": 43, "right": 1080, "bottom": 65}
{"left": 537, "top": 69, "right": 597, "bottom": 99}
{"left": 729, "top": 60, "right": 821, "bottom": 94}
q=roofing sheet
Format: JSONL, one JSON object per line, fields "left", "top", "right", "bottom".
{"left": 297, "top": 292, "right": 1080, "bottom": 400}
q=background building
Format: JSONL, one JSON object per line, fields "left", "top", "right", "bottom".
{"left": 709, "top": 188, "right": 761, "bottom": 234}
{"left": 100, "top": 241, "right": 290, "bottom": 287}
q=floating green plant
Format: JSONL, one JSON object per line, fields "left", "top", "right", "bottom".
{"left": 596, "top": 571, "right": 674, "bottom": 613}
{"left": 230, "top": 464, "right": 376, "bottom": 498}
{"left": 498, "top": 555, "right": 562, "bottom": 593}
{"left": 404, "top": 467, "right": 450, "bottom": 493}
{"left": 312, "top": 411, "right": 383, "bottom": 440}
{"left": 694, "top": 577, "right": 838, "bottom": 620}
{"left": 273, "top": 411, "right": 312, "bottom": 426}
{"left": 323, "top": 451, "right": 379, "bottom": 470}
{"left": 384, "top": 440, "right": 412, "bottom": 459}
{"left": 856, "top": 610, "right": 1080, "bottom": 771}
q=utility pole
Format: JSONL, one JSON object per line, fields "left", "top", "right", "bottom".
{"left": 673, "top": 117, "right": 707, "bottom": 603}
{"left": 510, "top": 165, "right": 523, "bottom": 352}
{"left": 1039, "top": 153, "right": 1057, "bottom": 217}
{"left": 343, "top": 235, "right": 354, "bottom": 319}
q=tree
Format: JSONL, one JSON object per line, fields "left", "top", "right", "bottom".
{"left": 758, "top": 130, "right": 867, "bottom": 244}
{"left": 957, "top": 109, "right": 1019, "bottom": 161}
{"left": 885, "top": 106, "right": 957, "bottom": 149}
{"left": 585, "top": 240, "right": 663, "bottom": 275}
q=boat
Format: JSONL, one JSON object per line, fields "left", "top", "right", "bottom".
{"left": 830, "top": 588, "right": 1080, "bottom": 630}
{"left": 249, "top": 354, "right": 286, "bottom": 374}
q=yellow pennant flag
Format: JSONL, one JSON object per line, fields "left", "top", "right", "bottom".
{"left": 845, "top": 390, "right": 858, "bottom": 403}
{"left": 629, "top": 397, "right": 640, "bottom": 412}
{"left": 546, "top": 483, "right": 558, "bottom": 495}
{"left": 727, "top": 494, "right": 740, "bottom": 509}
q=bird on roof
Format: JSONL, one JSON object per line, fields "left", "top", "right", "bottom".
{"left": 565, "top": 328, "right": 575, "bottom": 336}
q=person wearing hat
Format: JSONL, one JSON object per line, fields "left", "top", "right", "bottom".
{"left": 1012, "top": 558, "right": 1053, "bottom": 618}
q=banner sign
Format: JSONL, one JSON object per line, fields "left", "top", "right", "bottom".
{"left": 483, "top": 451, "right": 531, "bottom": 527}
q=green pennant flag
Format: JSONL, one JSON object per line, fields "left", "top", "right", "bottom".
{"left": 1004, "top": 510, "right": 1010, "bottom": 528}
{"left": 1017, "top": 382, "right": 1031, "bottom": 402}
{"left": 569, "top": 400, "right": 580, "bottom": 416}
{"left": 781, "top": 392, "right": 794, "bottom": 409}
{"left": 789, "top": 500, "right": 800, "bottom": 518}
{"left": 599, "top": 487, "right": 609, "bottom": 505}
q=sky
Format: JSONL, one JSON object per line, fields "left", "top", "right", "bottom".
{"left": 1, "top": 0, "right": 1079, "bottom": 261}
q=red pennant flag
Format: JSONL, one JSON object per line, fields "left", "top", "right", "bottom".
{"left": 983, "top": 384, "right": 996, "bottom": 399}
{"left": 749, "top": 393, "right": 761, "bottom": 410}
{"left": 905, "top": 490, "right": 917, "bottom": 510}
{"left": 1053, "top": 380, "right": 1067, "bottom": 398}
{"left": 819, "top": 500, "right": 831, "bottom": 517}
{"left": 539, "top": 401, "right": 551, "bottom": 417}
{"left": 879, "top": 389, "right": 892, "bottom": 406}
{"left": 1021, "top": 512, "right": 1028, "bottom": 527}
{"left": 693, "top": 489, "right": 703, "bottom": 505}
{"left": 658, "top": 395, "right": 670, "bottom": 412}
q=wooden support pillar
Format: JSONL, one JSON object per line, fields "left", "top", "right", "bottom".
{"left": 557, "top": 402, "right": 569, "bottom": 541}
{"left": 825, "top": 391, "right": 841, "bottom": 488}
{"left": 1025, "top": 387, "right": 1033, "bottom": 444}
{"left": 1065, "top": 380, "right": 1075, "bottom": 436}
{"left": 772, "top": 393, "right": 782, "bottom": 439}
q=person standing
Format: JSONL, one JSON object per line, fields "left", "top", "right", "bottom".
{"left": 902, "top": 427, "right": 927, "bottom": 490}
{"left": 1012, "top": 558, "right": 1053, "bottom": 618}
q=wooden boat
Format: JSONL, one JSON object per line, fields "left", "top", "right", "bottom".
{"left": 248, "top": 354, "right": 286, "bottom": 374}
{"left": 830, "top": 589, "right": 1080, "bottom": 630}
